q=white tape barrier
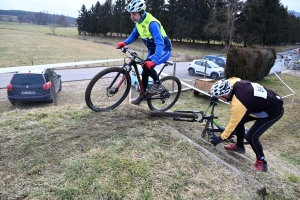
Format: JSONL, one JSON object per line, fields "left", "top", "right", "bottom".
{"left": 0, "top": 59, "right": 123, "bottom": 74}
{"left": 155, "top": 70, "right": 229, "bottom": 105}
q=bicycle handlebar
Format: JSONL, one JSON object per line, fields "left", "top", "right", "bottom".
{"left": 121, "top": 46, "right": 146, "bottom": 65}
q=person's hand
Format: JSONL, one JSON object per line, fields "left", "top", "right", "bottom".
{"left": 116, "top": 42, "right": 126, "bottom": 49}
{"left": 144, "top": 61, "right": 156, "bottom": 69}
{"left": 210, "top": 136, "right": 223, "bottom": 146}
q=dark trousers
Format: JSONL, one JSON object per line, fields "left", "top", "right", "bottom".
{"left": 236, "top": 108, "right": 284, "bottom": 159}
{"left": 142, "top": 67, "right": 159, "bottom": 90}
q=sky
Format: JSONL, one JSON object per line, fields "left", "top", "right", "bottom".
{"left": 0, "top": 0, "right": 299, "bottom": 18}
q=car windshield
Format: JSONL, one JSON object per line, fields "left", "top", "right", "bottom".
{"left": 11, "top": 74, "right": 45, "bottom": 85}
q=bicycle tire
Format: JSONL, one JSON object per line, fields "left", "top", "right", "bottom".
{"left": 150, "top": 111, "right": 195, "bottom": 118}
{"left": 147, "top": 76, "right": 182, "bottom": 111}
{"left": 85, "top": 67, "right": 131, "bottom": 112}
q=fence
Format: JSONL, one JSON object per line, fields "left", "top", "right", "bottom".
{"left": 0, "top": 56, "right": 297, "bottom": 113}
{"left": 0, "top": 59, "right": 197, "bottom": 113}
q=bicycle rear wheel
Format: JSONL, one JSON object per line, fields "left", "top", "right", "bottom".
{"left": 85, "top": 67, "right": 131, "bottom": 112}
{"left": 147, "top": 76, "right": 182, "bottom": 111}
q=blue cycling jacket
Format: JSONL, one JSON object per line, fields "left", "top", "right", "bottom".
{"left": 124, "top": 12, "right": 172, "bottom": 64}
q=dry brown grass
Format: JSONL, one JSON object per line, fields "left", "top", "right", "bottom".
{"left": 0, "top": 29, "right": 124, "bottom": 68}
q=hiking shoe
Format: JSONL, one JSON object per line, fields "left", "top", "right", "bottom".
{"left": 148, "top": 82, "right": 162, "bottom": 94}
{"left": 131, "top": 95, "right": 143, "bottom": 105}
{"left": 253, "top": 160, "right": 268, "bottom": 172}
{"left": 224, "top": 143, "right": 245, "bottom": 154}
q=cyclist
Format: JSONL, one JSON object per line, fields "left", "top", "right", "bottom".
{"left": 116, "top": 0, "right": 172, "bottom": 105}
{"left": 209, "top": 77, "right": 284, "bottom": 171}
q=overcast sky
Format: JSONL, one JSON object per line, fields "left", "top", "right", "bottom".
{"left": 0, "top": 0, "right": 299, "bottom": 18}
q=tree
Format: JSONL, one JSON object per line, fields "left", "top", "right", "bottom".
{"left": 224, "top": 0, "right": 240, "bottom": 52}
{"left": 235, "top": 0, "right": 265, "bottom": 47}
{"left": 98, "top": 0, "right": 113, "bottom": 36}
{"left": 17, "top": 15, "right": 24, "bottom": 24}
{"left": 35, "top": 11, "right": 49, "bottom": 25}
{"left": 111, "top": 0, "right": 128, "bottom": 36}
{"left": 204, "top": 0, "right": 229, "bottom": 44}
{"left": 50, "top": 23, "right": 56, "bottom": 35}
{"left": 56, "top": 15, "right": 69, "bottom": 27}
{"left": 77, "top": 4, "right": 89, "bottom": 35}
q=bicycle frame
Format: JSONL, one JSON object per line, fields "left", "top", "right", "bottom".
{"left": 120, "top": 47, "right": 174, "bottom": 99}
{"left": 173, "top": 96, "right": 224, "bottom": 139}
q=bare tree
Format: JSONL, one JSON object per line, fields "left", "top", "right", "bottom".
{"left": 204, "top": 0, "right": 243, "bottom": 51}
{"left": 50, "top": 23, "right": 56, "bottom": 35}
{"left": 17, "top": 15, "right": 24, "bottom": 24}
{"left": 56, "top": 15, "right": 69, "bottom": 27}
{"left": 224, "top": 0, "right": 239, "bottom": 52}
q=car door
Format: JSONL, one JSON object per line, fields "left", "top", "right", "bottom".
{"left": 203, "top": 62, "right": 212, "bottom": 76}
{"left": 52, "top": 71, "right": 61, "bottom": 93}
{"left": 194, "top": 60, "right": 204, "bottom": 75}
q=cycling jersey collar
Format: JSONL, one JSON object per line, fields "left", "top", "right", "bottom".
{"left": 138, "top": 11, "right": 147, "bottom": 24}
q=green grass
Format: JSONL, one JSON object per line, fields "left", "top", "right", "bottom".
{"left": 1, "top": 22, "right": 300, "bottom": 199}
{"left": 0, "top": 21, "right": 78, "bottom": 37}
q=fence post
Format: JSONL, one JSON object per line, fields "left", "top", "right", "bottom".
{"left": 204, "top": 61, "right": 207, "bottom": 78}
{"left": 50, "top": 70, "right": 57, "bottom": 106}
{"left": 172, "top": 62, "right": 176, "bottom": 91}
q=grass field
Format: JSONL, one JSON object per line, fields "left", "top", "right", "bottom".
{"left": 0, "top": 21, "right": 300, "bottom": 199}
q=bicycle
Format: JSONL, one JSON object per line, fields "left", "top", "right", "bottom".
{"left": 85, "top": 46, "right": 182, "bottom": 112}
{"left": 292, "top": 63, "right": 300, "bottom": 70}
{"left": 151, "top": 96, "right": 248, "bottom": 143}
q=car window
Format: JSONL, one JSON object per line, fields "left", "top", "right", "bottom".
{"left": 11, "top": 74, "right": 46, "bottom": 85}
{"left": 216, "top": 60, "right": 223, "bottom": 65}
{"left": 208, "top": 62, "right": 221, "bottom": 68}
{"left": 195, "top": 61, "right": 202, "bottom": 65}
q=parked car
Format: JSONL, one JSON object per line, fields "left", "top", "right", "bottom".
{"left": 203, "top": 55, "right": 227, "bottom": 68}
{"left": 7, "top": 68, "right": 62, "bottom": 104}
{"left": 131, "top": 65, "right": 153, "bottom": 91}
{"left": 188, "top": 59, "right": 224, "bottom": 80}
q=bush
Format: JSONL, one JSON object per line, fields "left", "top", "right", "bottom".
{"left": 225, "top": 47, "right": 276, "bottom": 81}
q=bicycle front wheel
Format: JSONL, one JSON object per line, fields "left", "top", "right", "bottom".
{"left": 85, "top": 67, "right": 131, "bottom": 112}
{"left": 147, "top": 76, "right": 182, "bottom": 111}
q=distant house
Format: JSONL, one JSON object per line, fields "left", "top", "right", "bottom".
{"left": 0, "top": 15, "right": 18, "bottom": 22}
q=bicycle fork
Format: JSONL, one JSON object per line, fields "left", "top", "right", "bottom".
{"left": 106, "top": 71, "right": 129, "bottom": 96}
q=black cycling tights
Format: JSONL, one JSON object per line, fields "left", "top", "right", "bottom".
{"left": 142, "top": 66, "right": 159, "bottom": 90}
{"left": 236, "top": 109, "right": 284, "bottom": 159}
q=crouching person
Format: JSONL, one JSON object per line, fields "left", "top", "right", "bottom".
{"left": 209, "top": 77, "right": 284, "bottom": 171}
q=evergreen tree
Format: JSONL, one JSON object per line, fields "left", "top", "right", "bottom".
{"left": 77, "top": 4, "right": 89, "bottom": 35}
{"left": 235, "top": 0, "right": 265, "bottom": 47}
{"left": 98, "top": 0, "right": 113, "bottom": 36}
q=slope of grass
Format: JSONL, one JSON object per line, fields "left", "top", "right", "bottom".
{"left": 0, "top": 22, "right": 300, "bottom": 199}
{"left": 0, "top": 81, "right": 299, "bottom": 199}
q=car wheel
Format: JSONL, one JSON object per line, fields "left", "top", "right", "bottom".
{"left": 134, "top": 82, "right": 140, "bottom": 91}
{"left": 188, "top": 68, "right": 195, "bottom": 76}
{"left": 10, "top": 101, "right": 16, "bottom": 105}
{"left": 210, "top": 73, "right": 219, "bottom": 80}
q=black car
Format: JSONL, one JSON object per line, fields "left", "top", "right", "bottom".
{"left": 7, "top": 68, "right": 62, "bottom": 104}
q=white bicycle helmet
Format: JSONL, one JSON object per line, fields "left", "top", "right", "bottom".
{"left": 127, "top": 0, "right": 146, "bottom": 13}
{"left": 210, "top": 79, "right": 232, "bottom": 97}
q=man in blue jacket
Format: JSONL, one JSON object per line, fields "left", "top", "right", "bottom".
{"left": 117, "top": 0, "right": 172, "bottom": 105}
